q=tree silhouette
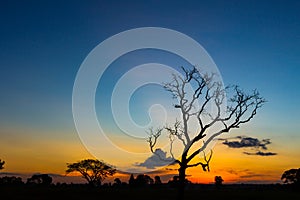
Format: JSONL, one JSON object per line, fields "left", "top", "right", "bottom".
{"left": 136, "top": 174, "right": 153, "bottom": 186}
{"left": 281, "top": 168, "right": 300, "bottom": 185}
{"left": 129, "top": 174, "right": 135, "bottom": 186}
{"left": 66, "top": 159, "right": 116, "bottom": 187}
{"left": 114, "top": 178, "right": 122, "bottom": 185}
{"left": 214, "top": 176, "right": 224, "bottom": 188}
{"left": 26, "top": 174, "right": 52, "bottom": 185}
{"left": 128, "top": 174, "right": 154, "bottom": 187}
{"left": 147, "top": 66, "right": 265, "bottom": 200}
{"left": 0, "top": 159, "right": 4, "bottom": 170}
{"left": 154, "top": 175, "right": 162, "bottom": 184}
{"left": 0, "top": 176, "right": 23, "bottom": 186}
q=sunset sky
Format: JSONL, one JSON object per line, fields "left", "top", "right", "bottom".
{"left": 1, "top": 0, "right": 300, "bottom": 184}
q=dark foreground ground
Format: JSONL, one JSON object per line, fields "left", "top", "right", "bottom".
{"left": 1, "top": 184, "right": 299, "bottom": 200}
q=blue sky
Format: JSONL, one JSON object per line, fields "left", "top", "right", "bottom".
{"left": 0, "top": 0, "right": 299, "bottom": 179}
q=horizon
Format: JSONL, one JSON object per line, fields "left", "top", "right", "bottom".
{"left": 0, "top": 0, "right": 300, "bottom": 186}
{"left": 0, "top": 170, "right": 283, "bottom": 185}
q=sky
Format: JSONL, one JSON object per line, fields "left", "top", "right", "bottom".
{"left": 0, "top": 0, "right": 300, "bottom": 184}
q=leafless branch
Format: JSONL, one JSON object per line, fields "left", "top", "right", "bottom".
{"left": 165, "top": 120, "right": 186, "bottom": 147}
{"left": 146, "top": 127, "right": 180, "bottom": 164}
{"left": 187, "top": 150, "right": 213, "bottom": 172}
{"left": 187, "top": 86, "right": 266, "bottom": 163}
{"left": 146, "top": 127, "right": 163, "bottom": 154}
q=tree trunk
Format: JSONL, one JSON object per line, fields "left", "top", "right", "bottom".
{"left": 177, "top": 166, "right": 186, "bottom": 200}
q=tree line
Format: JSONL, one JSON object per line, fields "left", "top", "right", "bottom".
{"left": 0, "top": 158, "right": 299, "bottom": 187}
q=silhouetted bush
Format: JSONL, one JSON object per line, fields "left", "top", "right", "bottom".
{"left": 26, "top": 174, "right": 52, "bottom": 186}
{"left": 281, "top": 168, "right": 300, "bottom": 185}
{"left": 128, "top": 174, "right": 154, "bottom": 187}
{"left": 154, "top": 176, "right": 162, "bottom": 185}
{"left": 0, "top": 176, "right": 24, "bottom": 186}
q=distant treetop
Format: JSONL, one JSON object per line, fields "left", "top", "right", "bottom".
{"left": 0, "top": 159, "right": 5, "bottom": 170}
{"left": 281, "top": 168, "right": 300, "bottom": 185}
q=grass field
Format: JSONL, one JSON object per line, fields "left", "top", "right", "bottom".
{"left": 1, "top": 184, "right": 299, "bottom": 200}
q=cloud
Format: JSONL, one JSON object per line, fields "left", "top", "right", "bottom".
{"left": 225, "top": 168, "right": 250, "bottom": 175}
{"left": 243, "top": 151, "right": 277, "bottom": 156}
{"left": 135, "top": 149, "right": 176, "bottom": 169}
{"left": 221, "top": 136, "right": 271, "bottom": 150}
{"left": 218, "top": 136, "right": 277, "bottom": 156}
{"left": 239, "top": 173, "right": 269, "bottom": 178}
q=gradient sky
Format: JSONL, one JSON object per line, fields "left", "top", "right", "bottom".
{"left": 0, "top": 0, "right": 300, "bottom": 184}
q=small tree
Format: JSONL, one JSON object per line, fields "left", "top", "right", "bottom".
{"left": 154, "top": 175, "right": 162, "bottom": 184}
{"left": 129, "top": 174, "right": 135, "bottom": 186}
{"left": 114, "top": 178, "right": 122, "bottom": 185}
{"left": 0, "top": 159, "right": 5, "bottom": 170}
{"left": 147, "top": 66, "right": 265, "bottom": 200}
{"left": 281, "top": 168, "right": 300, "bottom": 185}
{"left": 66, "top": 159, "right": 116, "bottom": 187}
{"left": 214, "top": 176, "right": 224, "bottom": 188}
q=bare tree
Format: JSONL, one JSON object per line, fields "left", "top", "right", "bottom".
{"left": 147, "top": 66, "right": 265, "bottom": 200}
